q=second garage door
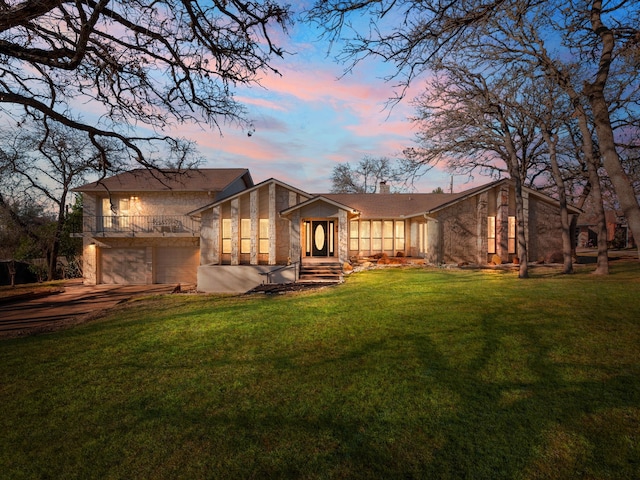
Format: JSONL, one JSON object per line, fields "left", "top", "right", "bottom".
{"left": 155, "top": 247, "right": 199, "bottom": 284}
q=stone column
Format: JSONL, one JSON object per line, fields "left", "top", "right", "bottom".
{"left": 338, "top": 210, "right": 348, "bottom": 263}
{"left": 268, "top": 183, "right": 276, "bottom": 265}
{"left": 230, "top": 198, "right": 239, "bottom": 265}
{"left": 250, "top": 190, "right": 258, "bottom": 265}
{"left": 496, "top": 184, "right": 509, "bottom": 261}
{"left": 476, "top": 192, "right": 488, "bottom": 264}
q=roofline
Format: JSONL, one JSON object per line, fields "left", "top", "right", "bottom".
{"left": 280, "top": 195, "right": 360, "bottom": 216}
{"left": 424, "top": 178, "right": 582, "bottom": 215}
{"left": 188, "top": 177, "right": 312, "bottom": 216}
{"left": 72, "top": 168, "right": 251, "bottom": 193}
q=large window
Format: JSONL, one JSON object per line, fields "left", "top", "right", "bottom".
{"left": 222, "top": 218, "right": 232, "bottom": 254}
{"left": 259, "top": 219, "right": 270, "bottom": 254}
{"left": 102, "top": 197, "right": 129, "bottom": 229}
{"left": 395, "top": 221, "right": 405, "bottom": 251}
{"left": 383, "top": 221, "right": 394, "bottom": 251}
{"left": 240, "top": 219, "right": 251, "bottom": 254}
{"left": 488, "top": 216, "right": 496, "bottom": 254}
{"left": 350, "top": 221, "right": 359, "bottom": 251}
{"left": 350, "top": 219, "right": 405, "bottom": 255}
{"left": 372, "top": 221, "right": 383, "bottom": 251}
{"left": 508, "top": 216, "right": 516, "bottom": 254}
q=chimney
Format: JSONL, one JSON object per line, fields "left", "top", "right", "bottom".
{"left": 379, "top": 181, "right": 391, "bottom": 194}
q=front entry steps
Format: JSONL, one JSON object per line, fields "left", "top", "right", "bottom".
{"left": 299, "top": 261, "right": 343, "bottom": 284}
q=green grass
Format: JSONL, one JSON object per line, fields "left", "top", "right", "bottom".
{"left": 1, "top": 263, "right": 639, "bottom": 479}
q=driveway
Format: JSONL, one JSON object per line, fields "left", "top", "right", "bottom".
{"left": 0, "top": 280, "right": 187, "bottom": 339}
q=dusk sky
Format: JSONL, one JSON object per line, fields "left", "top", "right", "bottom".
{"left": 174, "top": 17, "right": 490, "bottom": 194}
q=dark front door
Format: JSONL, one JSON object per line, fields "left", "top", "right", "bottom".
{"left": 312, "top": 221, "right": 328, "bottom": 256}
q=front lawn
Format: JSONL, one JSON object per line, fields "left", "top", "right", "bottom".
{"left": 1, "top": 263, "right": 639, "bottom": 479}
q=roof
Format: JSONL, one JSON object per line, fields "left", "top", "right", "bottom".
{"left": 73, "top": 168, "right": 252, "bottom": 193}
{"left": 188, "top": 178, "right": 312, "bottom": 216}
{"left": 319, "top": 193, "right": 463, "bottom": 218}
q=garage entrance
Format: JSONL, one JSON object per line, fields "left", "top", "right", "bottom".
{"left": 155, "top": 246, "right": 199, "bottom": 284}
{"left": 100, "top": 248, "right": 147, "bottom": 284}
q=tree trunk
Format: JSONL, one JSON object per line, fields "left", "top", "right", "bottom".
{"left": 543, "top": 129, "right": 573, "bottom": 273}
{"left": 588, "top": 91, "right": 640, "bottom": 259}
{"left": 587, "top": 0, "right": 640, "bottom": 260}
{"left": 514, "top": 177, "right": 529, "bottom": 278}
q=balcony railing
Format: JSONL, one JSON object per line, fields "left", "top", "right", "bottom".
{"left": 73, "top": 215, "right": 200, "bottom": 236}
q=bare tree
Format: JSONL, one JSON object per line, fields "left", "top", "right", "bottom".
{"left": 410, "top": 63, "right": 559, "bottom": 277}
{"left": 307, "top": 0, "right": 640, "bottom": 259}
{"left": 0, "top": 122, "right": 127, "bottom": 279}
{"left": 330, "top": 156, "right": 403, "bottom": 193}
{"left": 1, "top": 0, "right": 291, "bottom": 170}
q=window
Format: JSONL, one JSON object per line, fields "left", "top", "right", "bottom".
{"left": 383, "top": 221, "right": 394, "bottom": 251}
{"left": 372, "top": 221, "right": 382, "bottom": 252}
{"left": 395, "top": 221, "right": 405, "bottom": 251}
{"left": 360, "top": 221, "right": 370, "bottom": 252}
{"left": 240, "top": 218, "right": 251, "bottom": 254}
{"left": 222, "top": 218, "right": 232, "bottom": 254}
{"left": 350, "top": 221, "right": 359, "bottom": 251}
{"left": 259, "top": 219, "right": 270, "bottom": 254}
{"left": 102, "top": 197, "right": 129, "bottom": 229}
{"left": 488, "top": 216, "right": 496, "bottom": 254}
{"left": 419, "top": 223, "right": 428, "bottom": 254}
{"left": 508, "top": 216, "right": 516, "bottom": 254}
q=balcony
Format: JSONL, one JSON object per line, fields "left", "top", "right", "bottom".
{"left": 72, "top": 215, "right": 200, "bottom": 237}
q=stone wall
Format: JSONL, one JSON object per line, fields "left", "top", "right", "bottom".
{"left": 527, "top": 198, "right": 564, "bottom": 262}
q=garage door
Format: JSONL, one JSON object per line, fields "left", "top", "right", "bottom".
{"left": 100, "top": 248, "right": 147, "bottom": 284}
{"left": 155, "top": 247, "right": 199, "bottom": 284}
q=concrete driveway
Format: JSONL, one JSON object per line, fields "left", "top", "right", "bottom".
{"left": 0, "top": 280, "right": 187, "bottom": 339}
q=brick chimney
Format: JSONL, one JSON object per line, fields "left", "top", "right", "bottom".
{"left": 379, "top": 181, "right": 391, "bottom": 194}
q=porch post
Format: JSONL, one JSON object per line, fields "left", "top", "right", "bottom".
{"left": 523, "top": 190, "right": 530, "bottom": 262}
{"left": 250, "top": 190, "right": 258, "bottom": 265}
{"left": 338, "top": 210, "right": 348, "bottom": 263}
{"left": 231, "top": 198, "right": 239, "bottom": 265}
{"left": 211, "top": 206, "right": 220, "bottom": 264}
{"left": 477, "top": 192, "right": 488, "bottom": 264}
{"left": 268, "top": 183, "right": 276, "bottom": 265}
{"left": 496, "top": 184, "right": 509, "bottom": 260}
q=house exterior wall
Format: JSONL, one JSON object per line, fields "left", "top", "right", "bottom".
{"left": 527, "top": 197, "right": 564, "bottom": 262}
{"left": 199, "top": 182, "right": 311, "bottom": 267}
{"left": 79, "top": 191, "right": 207, "bottom": 285}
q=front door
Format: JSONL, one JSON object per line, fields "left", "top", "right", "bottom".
{"left": 312, "top": 221, "right": 328, "bottom": 256}
{"left": 305, "top": 220, "right": 335, "bottom": 257}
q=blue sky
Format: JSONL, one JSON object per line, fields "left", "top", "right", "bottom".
{"left": 173, "top": 19, "right": 479, "bottom": 193}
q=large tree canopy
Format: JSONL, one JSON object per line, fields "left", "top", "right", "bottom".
{"left": 0, "top": 0, "right": 291, "bottom": 169}
{"left": 308, "top": 0, "right": 640, "bottom": 259}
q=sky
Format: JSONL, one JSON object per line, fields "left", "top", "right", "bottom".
{"left": 174, "top": 19, "right": 482, "bottom": 194}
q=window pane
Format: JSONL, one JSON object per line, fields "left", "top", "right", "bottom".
{"left": 383, "top": 220, "right": 393, "bottom": 238}
{"left": 241, "top": 218, "right": 251, "bottom": 236}
{"left": 350, "top": 221, "right": 359, "bottom": 238}
{"left": 240, "top": 239, "right": 251, "bottom": 254}
{"left": 395, "top": 221, "right": 405, "bottom": 251}
{"left": 508, "top": 216, "right": 516, "bottom": 254}
{"left": 259, "top": 239, "right": 269, "bottom": 254}
{"left": 259, "top": 219, "right": 269, "bottom": 238}
{"left": 222, "top": 239, "right": 231, "bottom": 254}
{"left": 360, "top": 221, "right": 370, "bottom": 238}
{"left": 487, "top": 216, "right": 496, "bottom": 254}
{"left": 222, "top": 219, "right": 231, "bottom": 237}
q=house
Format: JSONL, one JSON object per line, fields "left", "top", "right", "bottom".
{"left": 72, "top": 168, "right": 253, "bottom": 285}
{"left": 576, "top": 210, "right": 636, "bottom": 249}
{"left": 73, "top": 169, "right": 579, "bottom": 292}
